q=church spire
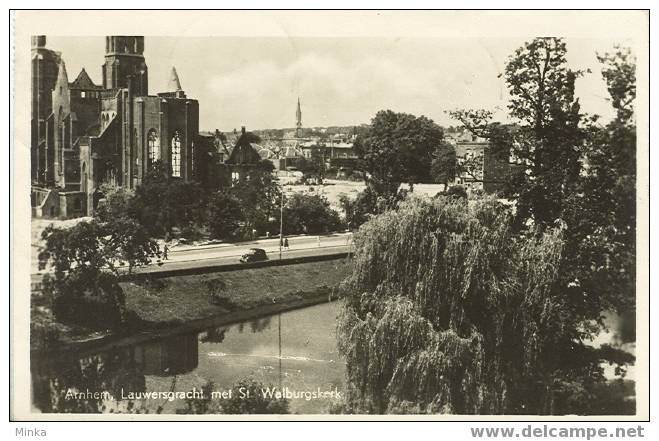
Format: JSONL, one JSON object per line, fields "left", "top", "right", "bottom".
{"left": 295, "top": 97, "right": 302, "bottom": 137}
{"left": 168, "top": 66, "right": 182, "bottom": 92}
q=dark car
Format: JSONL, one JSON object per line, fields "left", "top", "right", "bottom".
{"left": 240, "top": 248, "right": 268, "bottom": 263}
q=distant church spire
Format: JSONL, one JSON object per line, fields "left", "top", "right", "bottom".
{"left": 295, "top": 97, "right": 302, "bottom": 137}
{"left": 168, "top": 66, "right": 182, "bottom": 92}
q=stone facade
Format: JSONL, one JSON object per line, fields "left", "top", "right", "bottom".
{"left": 30, "top": 36, "right": 201, "bottom": 218}
{"left": 453, "top": 139, "right": 515, "bottom": 194}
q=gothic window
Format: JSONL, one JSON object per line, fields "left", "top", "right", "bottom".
{"left": 171, "top": 131, "right": 181, "bottom": 177}
{"left": 147, "top": 129, "right": 159, "bottom": 166}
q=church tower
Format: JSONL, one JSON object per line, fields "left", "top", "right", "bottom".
{"left": 295, "top": 97, "right": 302, "bottom": 137}
{"left": 102, "top": 36, "right": 148, "bottom": 96}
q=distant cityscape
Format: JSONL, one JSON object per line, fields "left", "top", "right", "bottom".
{"left": 31, "top": 35, "right": 503, "bottom": 220}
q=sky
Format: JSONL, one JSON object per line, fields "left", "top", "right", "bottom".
{"left": 45, "top": 35, "right": 630, "bottom": 132}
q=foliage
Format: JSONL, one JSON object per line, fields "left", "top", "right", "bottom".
{"left": 37, "top": 218, "right": 160, "bottom": 328}
{"left": 95, "top": 184, "right": 135, "bottom": 222}
{"left": 131, "top": 160, "right": 207, "bottom": 238}
{"left": 339, "top": 182, "right": 412, "bottom": 230}
{"left": 337, "top": 196, "right": 633, "bottom": 414}
{"left": 230, "top": 159, "right": 281, "bottom": 235}
{"left": 441, "top": 185, "right": 468, "bottom": 200}
{"left": 299, "top": 147, "right": 327, "bottom": 184}
{"left": 207, "top": 190, "right": 244, "bottom": 240}
{"left": 451, "top": 38, "right": 586, "bottom": 229}
{"left": 598, "top": 46, "right": 636, "bottom": 122}
{"left": 450, "top": 38, "right": 637, "bottom": 319}
{"left": 282, "top": 193, "right": 342, "bottom": 235}
{"left": 354, "top": 110, "right": 444, "bottom": 197}
{"left": 430, "top": 142, "right": 457, "bottom": 186}
{"left": 566, "top": 46, "right": 636, "bottom": 315}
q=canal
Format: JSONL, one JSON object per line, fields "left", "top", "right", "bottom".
{"left": 30, "top": 302, "right": 634, "bottom": 415}
{"left": 31, "top": 301, "right": 345, "bottom": 415}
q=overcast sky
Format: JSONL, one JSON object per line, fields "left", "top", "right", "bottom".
{"left": 46, "top": 36, "right": 629, "bottom": 131}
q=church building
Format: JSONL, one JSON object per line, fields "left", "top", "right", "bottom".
{"left": 31, "top": 36, "right": 200, "bottom": 218}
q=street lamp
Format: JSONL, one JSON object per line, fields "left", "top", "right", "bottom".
{"left": 279, "top": 189, "right": 284, "bottom": 260}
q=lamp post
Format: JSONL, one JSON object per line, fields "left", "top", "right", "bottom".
{"left": 279, "top": 189, "right": 284, "bottom": 260}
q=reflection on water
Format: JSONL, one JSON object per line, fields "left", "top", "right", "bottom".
{"left": 31, "top": 302, "right": 635, "bottom": 415}
{"left": 31, "top": 302, "right": 345, "bottom": 414}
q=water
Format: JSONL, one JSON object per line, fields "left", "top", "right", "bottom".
{"left": 31, "top": 302, "right": 345, "bottom": 415}
{"left": 31, "top": 302, "right": 635, "bottom": 415}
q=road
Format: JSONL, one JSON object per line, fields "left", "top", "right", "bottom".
{"left": 31, "top": 232, "right": 353, "bottom": 287}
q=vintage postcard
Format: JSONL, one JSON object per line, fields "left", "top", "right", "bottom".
{"left": 10, "top": 10, "right": 649, "bottom": 421}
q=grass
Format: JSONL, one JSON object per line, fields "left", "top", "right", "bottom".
{"left": 121, "top": 258, "right": 352, "bottom": 325}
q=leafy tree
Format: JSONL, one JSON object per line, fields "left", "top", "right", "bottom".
{"left": 104, "top": 217, "right": 162, "bottom": 274}
{"left": 94, "top": 184, "right": 135, "bottom": 222}
{"left": 299, "top": 147, "right": 327, "bottom": 184}
{"left": 430, "top": 141, "right": 457, "bottom": 187}
{"left": 451, "top": 38, "right": 637, "bottom": 324}
{"left": 231, "top": 159, "right": 281, "bottom": 235}
{"left": 337, "top": 196, "right": 634, "bottom": 414}
{"left": 354, "top": 110, "right": 444, "bottom": 197}
{"left": 561, "top": 46, "right": 637, "bottom": 314}
{"left": 282, "top": 193, "right": 342, "bottom": 235}
{"left": 207, "top": 190, "right": 244, "bottom": 240}
{"left": 131, "top": 160, "right": 206, "bottom": 238}
{"left": 339, "top": 185, "right": 390, "bottom": 230}
{"left": 451, "top": 38, "right": 586, "bottom": 229}
{"left": 37, "top": 218, "right": 160, "bottom": 328}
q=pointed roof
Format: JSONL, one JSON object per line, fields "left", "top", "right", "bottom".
{"left": 56, "top": 60, "right": 69, "bottom": 85}
{"left": 168, "top": 66, "right": 182, "bottom": 92}
{"left": 296, "top": 97, "right": 302, "bottom": 126}
{"left": 70, "top": 68, "right": 100, "bottom": 90}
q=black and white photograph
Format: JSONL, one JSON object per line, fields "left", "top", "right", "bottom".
{"left": 9, "top": 8, "right": 650, "bottom": 425}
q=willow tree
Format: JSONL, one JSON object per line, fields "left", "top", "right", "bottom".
{"left": 337, "top": 196, "right": 630, "bottom": 414}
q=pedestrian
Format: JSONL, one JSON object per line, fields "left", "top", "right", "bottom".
{"left": 284, "top": 237, "right": 289, "bottom": 249}
{"left": 163, "top": 244, "right": 169, "bottom": 260}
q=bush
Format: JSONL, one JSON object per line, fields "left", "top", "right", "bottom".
{"left": 283, "top": 193, "right": 342, "bottom": 235}
{"left": 45, "top": 270, "right": 126, "bottom": 330}
{"left": 442, "top": 184, "right": 468, "bottom": 199}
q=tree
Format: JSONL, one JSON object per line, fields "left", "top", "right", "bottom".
{"left": 282, "top": 193, "right": 342, "bottom": 235}
{"left": 354, "top": 110, "right": 444, "bottom": 197}
{"left": 131, "top": 160, "right": 206, "bottom": 238}
{"left": 561, "top": 46, "right": 637, "bottom": 314}
{"left": 337, "top": 196, "right": 634, "bottom": 414}
{"left": 299, "top": 146, "right": 327, "bottom": 184}
{"left": 430, "top": 142, "right": 457, "bottom": 187}
{"left": 231, "top": 159, "right": 281, "bottom": 235}
{"left": 94, "top": 184, "right": 135, "bottom": 222}
{"left": 38, "top": 218, "right": 160, "bottom": 329}
{"left": 207, "top": 190, "right": 244, "bottom": 240}
{"left": 339, "top": 187, "right": 378, "bottom": 229}
{"left": 451, "top": 38, "right": 586, "bottom": 229}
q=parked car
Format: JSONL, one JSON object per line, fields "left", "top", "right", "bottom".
{"left": 240, "top": 248, "right": 268, "bottom": 263}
